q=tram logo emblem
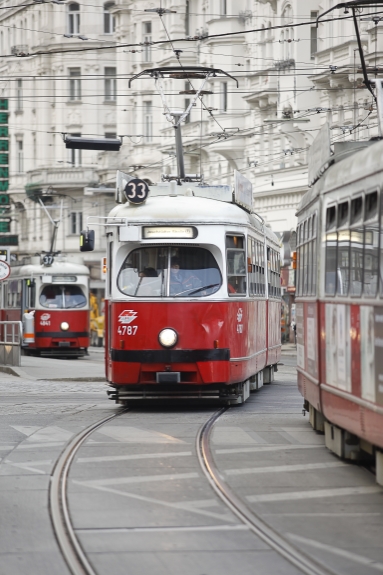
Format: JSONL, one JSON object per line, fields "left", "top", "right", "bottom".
{"left": 237, "top": 308, "right": 243, "bottom": 322}
{"left": 118, "top": 310, "right": 138, "bottom": 324}
{"left": 40, "top": 313, "right": 51, "bottom": 321}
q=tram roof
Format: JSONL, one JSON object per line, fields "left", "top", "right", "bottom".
{"left": 108, "top": 194, "right": 279, "bottom": 245}
{"left": 297, "top": 138, "right": 383, "bottom": 214}
{"left": 10, "top": 259, "right": 89, "bottom": 277}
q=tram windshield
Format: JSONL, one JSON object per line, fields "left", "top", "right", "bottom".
{"left": 40, "top": 285, "right": 87, "bottom": 308}
{"left": 118, "top": 247, "right": 221, "bottom": 297}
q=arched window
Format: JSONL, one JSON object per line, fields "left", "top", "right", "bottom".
{"left": 68, "top": 3, "right": 80, "bottom": 35}
{"left": 104, "top": 2, "right": 115, "bottom": 34}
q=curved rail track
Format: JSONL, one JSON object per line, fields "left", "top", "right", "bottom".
{"left": 50, "top": 406, "right": 336, "bottom": 575}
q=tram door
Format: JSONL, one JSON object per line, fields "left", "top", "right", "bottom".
{"left": 21, "top": 278, "right": 35, "bottom": 318}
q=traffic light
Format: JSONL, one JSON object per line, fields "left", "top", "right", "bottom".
{"left": 101, "top": 257, "right": 107, "bottom": 278}
{"left": 292, "top": 251, "right": 297, "bottom": 269}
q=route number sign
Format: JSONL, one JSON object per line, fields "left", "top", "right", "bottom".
{"left": 0, "top": 259, "right": 10, "bottom": 281}
{"left": 124, "top": 178, "right": 149, "bottom": 204}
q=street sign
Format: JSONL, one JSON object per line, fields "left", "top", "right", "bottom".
{"left": 124, "top": 178, "right": 149, "bottom": 204}
{"left": 0, "top": 235, "right": 18, "bottom": 246}
{"left": 0, "top": 259, "right": 10, "bottom": 281}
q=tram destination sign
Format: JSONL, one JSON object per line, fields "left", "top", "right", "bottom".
{"left": 143, "top": 226, "right": 197, "bottom": 239}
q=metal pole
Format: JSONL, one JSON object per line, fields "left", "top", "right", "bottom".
{"left": 171, "top": 112, "right": 186, "bottom": 181}
{"left": 371, "top": 79, "right": 383, "bottom": 138}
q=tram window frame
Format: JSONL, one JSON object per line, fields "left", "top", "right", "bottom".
{"left": 312, "top": 214, "right": 317, "bottom": 295}
{"left": 363, "top": 189, "right": 379, "bottom": 297}
{"left": 226, "top": 234, "right": 247, "bottom": 296}
{"left": 326, "top": 205, "right": 336, "bottom": 231}
{"left": 118, "top": 246, "right": 222, "bottom": 298}
{"left": 351, "top": 196, "right": 363, "bottom": 225}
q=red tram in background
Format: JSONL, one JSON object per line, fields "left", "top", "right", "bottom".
{"left": 296, "top": 128, "right": 383, "bottom": 485}
{"left": 0, "top": 256, "right": 90, "bottom": 357}
{"left": 84, "top": 177, "right": 282, "bottom": 404}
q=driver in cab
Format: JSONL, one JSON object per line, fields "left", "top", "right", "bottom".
{"left": 170, "top": 257, "right": 201, "bottom": 296}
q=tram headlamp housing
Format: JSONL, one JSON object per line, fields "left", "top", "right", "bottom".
{"left": 158, "top": 328, "right": 178, "bottom": 348}
{"left": 61, "top": 322, "right": 70, "bottom": 331}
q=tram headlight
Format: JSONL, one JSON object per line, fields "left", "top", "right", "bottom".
{"left": 158, "top": 328, "right": 178, "bottom": 348}
{"left": 61, "top": 322, "right": 70, "bottom": 331}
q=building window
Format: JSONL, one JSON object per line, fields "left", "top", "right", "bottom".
{"left": 220, "top": 0, "right": 227, "bottom": 16}
{"left": 220, "top": 82, "right": 227, "bottom": 112}
{"left": 142, "top": 22, "right": 152, "bottom": 62}
{"left": 68, "top": 133, "right": 81, "bottom": 166}
{"left": 104, "top": 67, "right": 116, "bottom": 101}
{"left": 17, "top": 140, "right": 23, "bottom": 173}
{"left": 69, "top": 68, "right": 81, "bottom": 100}
{"left": 143, "top": 101, "right": 152, "bottom": 142}
{"left": 70, "top": 211, "right": 83, "bottom": 235}
{"left": 16, "top": 78, "right": 22, "bottom": 111}
{"left": 310, "top": 11, "right": 318, "bottom": 59}
{"left": 68, "top": 2, "right": 80, "bottom": 35}
{"left": 104, "top": 2, "right": 115, "bottom": 33}
{"left": 105, "top": 132, "right": 117, "bottom": 139}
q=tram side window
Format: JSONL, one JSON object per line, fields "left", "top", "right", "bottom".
{"left": 226, "top": 235, "right": 246, "bottom": 295}
{"left": 364, "top": 192, "right": 379, "bottom": 297}
{"left": 336, "top": 230, "right": 350, "bottom": 296}
{"left": 312, "top": 214, "right": 317, "bottom": 295}
{"left": 349, "top": 228, "right": 363, "bottom": 297}
{"left": 7, "top": 280, "right": 21, "bottom": 308}
{"left": 364, "top": 228, "right": 378, "bottom": 296}
{"left": 325, "top": 205, "right": 337, "bottom": 296}
{"left": 258, "top": 241, "right": 265, "bottom": 295}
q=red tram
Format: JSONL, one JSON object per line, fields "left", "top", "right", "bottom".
{"left": 296, "top": 130, "right": 383, "bottom": 485}
{"left": 0, "top": 256, "right": 90, "bottom": 357}
{"left": 85, "top": 178, "right": 282, "bottom": 404}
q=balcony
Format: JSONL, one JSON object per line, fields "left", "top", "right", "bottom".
{"left": 11, "top": 45, "right": 29, "bottom": 57}
{"left": 25, "top": 166, "right": 99, "bottom": 199}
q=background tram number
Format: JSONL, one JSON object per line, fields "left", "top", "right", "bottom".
{"left": 124, "top": 178, "right": 149, "bottom": 205}
{"left": 118, "top": 325, "right": 138, "bottom": 336}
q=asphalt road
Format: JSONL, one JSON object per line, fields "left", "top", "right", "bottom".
{"left": 0, "top": 353, "right": 382, "bottom": 575}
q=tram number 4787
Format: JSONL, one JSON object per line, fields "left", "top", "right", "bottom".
{"left": 117, "top": 325, "right": 138, "bottom": 335}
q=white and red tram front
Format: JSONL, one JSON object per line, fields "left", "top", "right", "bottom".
{"left": 102, "top": 192, "right": 281, "bottom": 403}
{"left": 1, "top": 257, "right": 90, "bottom": 356}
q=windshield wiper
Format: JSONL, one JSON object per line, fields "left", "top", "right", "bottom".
{"left": 173, "top": 284, "right": 219, "bottom": 297}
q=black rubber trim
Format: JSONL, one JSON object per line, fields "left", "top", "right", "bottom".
{"left": 35, "top": 332, "right": 89, "bottom": 338}
{"left": 111, "top": 348, "right": 230, "bottom": 363}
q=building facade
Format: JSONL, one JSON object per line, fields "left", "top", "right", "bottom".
{"left": 1, "top": 0, "right": 381, "bottom": 296}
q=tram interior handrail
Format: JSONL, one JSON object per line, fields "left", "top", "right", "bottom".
{"left": 0, "top": 321, "right": 23, "bottom": 345}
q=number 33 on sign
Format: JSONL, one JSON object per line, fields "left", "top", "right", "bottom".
{"left": 118, "top": 325, "right": 138, "bottom": 336}
{"left": 124, "top": 178, "right": 149, "bottom": 205}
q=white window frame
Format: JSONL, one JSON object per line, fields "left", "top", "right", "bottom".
{"left": 17, "top": 140, "right": 23, "bottom": 173}
{"left": 104, "top": 67, "right": 117, "bottom": 101}
{"left": 69, "top": 68, "right": 81, "bottom": 101}
{"left": 142, "top": 22, "right": 152, "bottom": 62}
{"left": 68, "top": 2, "right": 80, "bottom": 35}
{"left": 104, "top": 2, "right": 115, "bottom": 34}
{"left": 143, "top": 101, "right": 153, "bottom": 142}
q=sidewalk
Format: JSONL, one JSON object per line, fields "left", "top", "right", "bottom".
{"left": 0, "top": 355, "right": 105, "bottom": 381}
{"left": 281, "top": 342, "right": 297, "bottom": 356}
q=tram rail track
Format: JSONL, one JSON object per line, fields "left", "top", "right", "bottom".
{"left": 197, "top": 407, "right": 337, "bottom": 575}
{"left": 49, "top": 410, "right": 127, "bottom": 575}
{"left": 50, "top": 405, "right": 337, "bottom": 575}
